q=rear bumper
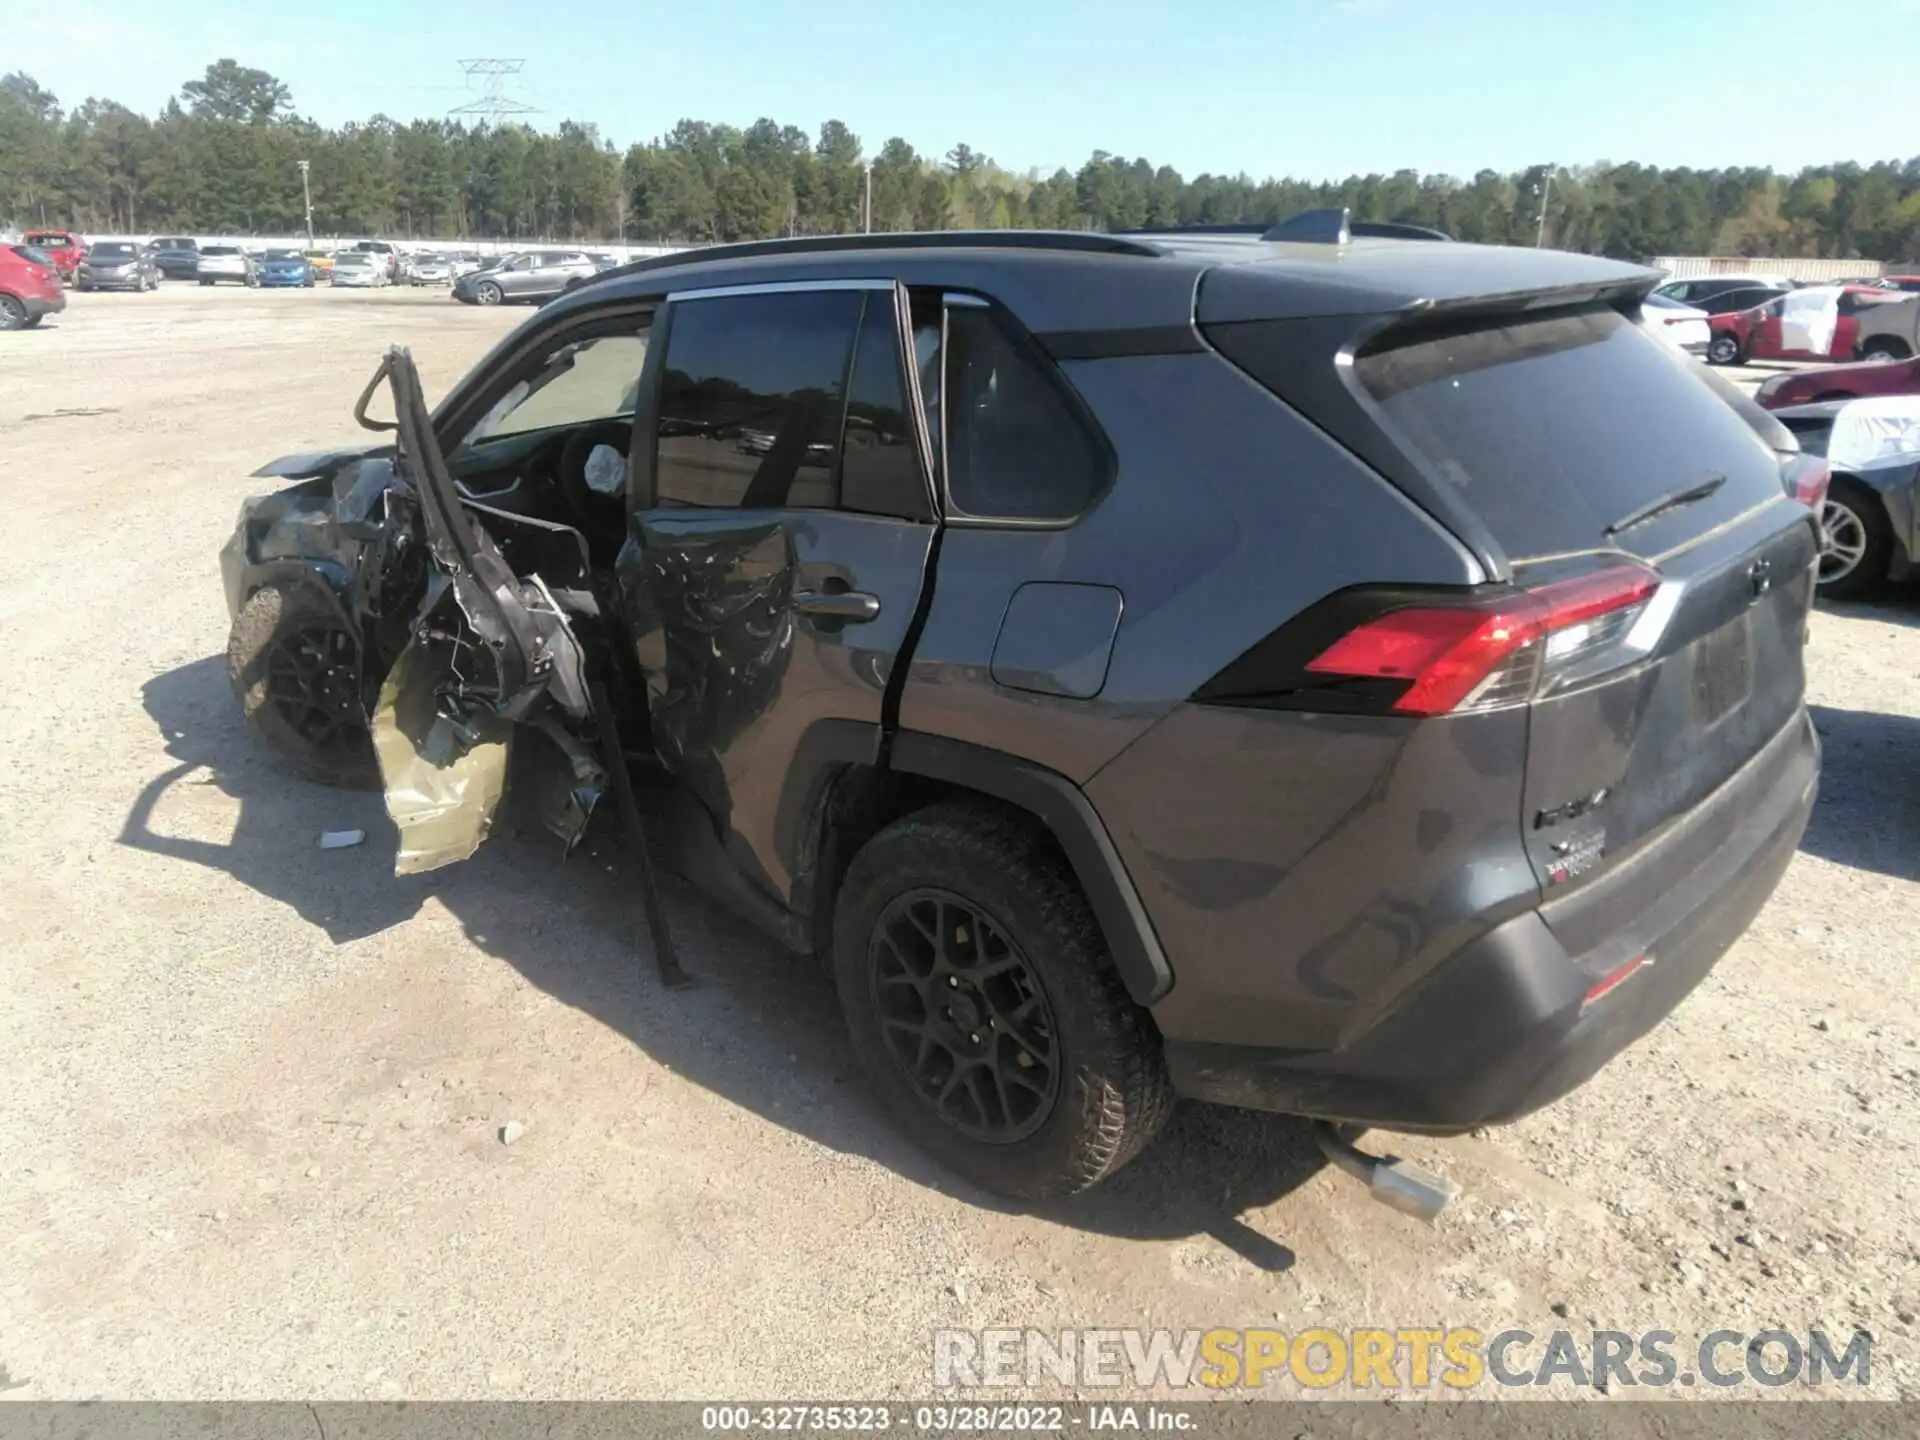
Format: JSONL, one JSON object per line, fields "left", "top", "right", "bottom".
{"left": 24, "top": 292, "right": 66, "bottom": 318}
{"left": 1164, "top": 709, "right": 1819, "bottom": 1133}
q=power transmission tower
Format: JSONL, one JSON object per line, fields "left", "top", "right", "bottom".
{"left": 450, "top": 60, "right": 540, "bottom": 125}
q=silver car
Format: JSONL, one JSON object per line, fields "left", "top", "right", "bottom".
{"left": 451, "top": 249, "right": 598, "bottom": 306}
{"left": 407, "top": 252, "right": 454, "bottom": 286}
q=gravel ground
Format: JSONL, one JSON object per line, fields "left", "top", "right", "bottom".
{"left": 1, "top": 285, "right": 1915, "bottom": 1403}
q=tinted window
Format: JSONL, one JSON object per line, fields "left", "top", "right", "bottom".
{"left": 943, "top": 305, "right": 1107, "bottom": 520}
{"left": 201, "top": 246, "right": 239, "bottom": 257}
{"left": 655, "top": 289, "right": 861, "bottom": 509}
{"left": 1354, "top": 307, "right": 1783, "bottom": 559}
{"left": 840, "top": 295, "right": 931, "bottom": 520}
{"left": 89, "top": 243, "right": 136, "bottom": 259}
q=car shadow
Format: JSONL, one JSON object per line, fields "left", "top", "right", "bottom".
{"left": 1817, "top": 583, "right": 1920, "bottom": 629}
{"left": 1803, "top": 703, "right": 1920, "bottom": 881}
{"left": 122, "top": 654, "right": 1322, "bottom": 1263}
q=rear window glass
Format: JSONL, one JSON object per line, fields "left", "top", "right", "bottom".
{"left": 1354, "top": 307, "right": 1780, "bottom": 559}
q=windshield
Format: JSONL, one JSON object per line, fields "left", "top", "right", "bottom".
{"left": 265, "top": 251, "right": 302, "bottom": 260}
{"left": 462, "top": 331, "right": 651, "bottom": 447}
{"left": 90, "top": 244, "right": 136, "bottom": 259}
{"left": 201, "top": 246, "right": 239, "bottom": 257}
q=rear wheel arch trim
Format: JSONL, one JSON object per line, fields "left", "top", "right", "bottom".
{"left": 882, "top": 731, "right": 1175, "bottom": 1006}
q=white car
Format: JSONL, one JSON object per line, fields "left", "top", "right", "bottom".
{"left": 1642, "top": 292, "right": 1711, "bottom": 357}
{"left": 329, "top": 252, "right": 389, "bottom": 288}
{"left": 448, "top": 252, "right": 487, "bottom": 279}
{"left": 195, "top": 245, "right": 258, "bottom": 286}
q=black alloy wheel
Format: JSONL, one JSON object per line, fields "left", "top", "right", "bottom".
{"left": 868, "top": 887, "right": 1062, "bottom": 1144}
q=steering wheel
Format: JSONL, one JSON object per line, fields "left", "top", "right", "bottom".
{"left": 557, "top": 420, "right": 632, "bottom": 543}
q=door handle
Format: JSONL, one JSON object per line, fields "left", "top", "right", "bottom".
{"left": 794, "top": 589, "right": 881, "bottom": 622}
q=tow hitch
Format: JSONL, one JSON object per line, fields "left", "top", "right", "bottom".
{"left": 1312, "top": 1121, "right": 1460, "bottom": 1223}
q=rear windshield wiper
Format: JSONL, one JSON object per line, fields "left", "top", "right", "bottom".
{"left": 1604, "top": 472, "right": 1726, "bottom": 538}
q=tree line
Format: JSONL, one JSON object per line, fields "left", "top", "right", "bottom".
{"left": 7, "top": 60, "right": 1920, "bottom": 261}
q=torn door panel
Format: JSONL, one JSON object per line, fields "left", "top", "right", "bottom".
{"left": 367, "top": 346, "right": 610, "bottom": 874}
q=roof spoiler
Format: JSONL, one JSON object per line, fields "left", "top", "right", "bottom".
{"left": 1261, "top": 208, "right": 1454, "bottom": 244}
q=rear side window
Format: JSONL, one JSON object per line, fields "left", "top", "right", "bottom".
{"left": 1353, "top": 307, "right": 1781, "bottom": 559}
{"left": 655, "top": 289, "right": 862, "bottom": 509}
{"left": 841, "top": 295, "right": 932, "bottom": 520}
{"left": 942, "top": 304, "right": 1107, "bottom": 521}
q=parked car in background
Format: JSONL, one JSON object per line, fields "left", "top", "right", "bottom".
{"left": 329, "top": 251, "right": 389, "bottom": 288}
{"left": 221, "top": 224, "right": 1822, "bottom": 1204}
{"left": 22, "top": 230, "right": 87, "bottom": 282}
{"left": 448, "top": 251, "right": 487, "bottom": 278}
{"left": 74, "top": 240, "right": 161, "bottom": 292}
{"left": 1705, "top": 285, "right": 1906, "bottom": 366}
{"left": 196, "top": 245, "right": 259, "bottom": 286}
{"left": 1654, "top": 274, "right": 1791, "bottom": 307}
{"left": 1756, "top": 353, "right": 1920, "bottom": 410}
{"left": 150, "top": 236, "right": 201, "bottom": 280}
{"left": 1684, "top": 284, "right": 1800, "bottom": 317}
{"left": 406, "top": 252, "right": 453, "bottom": 285}
{"left": 1848, "top": 291, "right": 1920, "bottom": 363}
{"left": 450, "top": 249, "right": 597, "bottom": 305}
{"left": 259, "top": 251, "right": 315, "bottom": 288}
{"left": 303, "top": 250, "right": 337, "bottom": 279}
{"left": 351, "top": 240, "right": 402, "bottom": 281}
{"left": 1641, "top": 292, "right": 1711, "bottom": 356}
{"left": 1771, "top": 396, "right": 1920, "bottom": 596}
{"left": 0, "top": 243, "right": 65, "bottom": 329}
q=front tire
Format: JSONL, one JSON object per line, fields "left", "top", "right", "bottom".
{"left": 832, "top": 800, "right": 1173, "bottom": 1200}
{"left": 1817, "top": 482, "right": 1893, "bottom": 600}
{"left": 473, "top": 280, "right": 503, "bottom": 306}
{"left": 227, "top": 583, "right": 380, "bottom": 788}
{"left": 1860, "top": 341, "right": 1909, "bottom": 364}
{"left": 1706, "top": 334, "right": 1743, "bottom": 366}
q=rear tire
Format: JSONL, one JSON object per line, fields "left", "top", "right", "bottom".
{"left": 1860, "top": 341, "right": 1910, "bottom": 364}
{"left": 831, "top": 800, "right": 1173, "bottom": 1200}
{"left": 227, "top": 582, "right": 380, "bottom": 789}
{"left": 1817, "top": 483, "right": 1893, "bottom": 600}
{"left": 1706, "top": 334, "right": 1743, "bottom": 366}
{"left": 0, "top": 294, "right": 27, "bottom": 329}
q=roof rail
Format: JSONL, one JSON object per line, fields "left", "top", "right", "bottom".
{"left": 582, "top": 228, "right": 1163, "bottom": 289}
{"left": 1260, "top": 208, "right": 1454, "bottom": 244}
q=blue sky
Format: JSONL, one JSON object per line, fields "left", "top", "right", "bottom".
{"left": 12, "top": 0, "right": 1919, "bottom": 179}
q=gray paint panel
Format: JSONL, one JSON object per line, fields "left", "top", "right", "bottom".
{"left": 990, "top": 582, "right": 1124, "bottom": 699}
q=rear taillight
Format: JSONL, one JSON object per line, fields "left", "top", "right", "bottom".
{"left": 1298, "top": 564, "right": 1662, "bottom": 717}
{"left": 1782, "top": 453, "right": 1830, "bottom": 511}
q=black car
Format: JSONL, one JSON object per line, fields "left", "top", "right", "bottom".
{"left": 149, "top": 236, "right": 200, "bottom": 281}
{"left": 219, "top": 218, "right": 1820, "bottom": 1208}
{"left": 74, "top": 241, "right": 161, "bottom": 292}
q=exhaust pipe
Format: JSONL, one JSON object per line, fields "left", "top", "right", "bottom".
{"left": 1312, "top": 1121, "right": 1460, "bottom": 1223}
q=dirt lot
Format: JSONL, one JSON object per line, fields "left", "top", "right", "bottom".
{"left": 2, "top": 284, "right": 1917, "bottom": 1402}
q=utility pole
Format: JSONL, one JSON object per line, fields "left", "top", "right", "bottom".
{"left": 1535, "top": 166, "right": 1554, "bottom": 248}
{"left": 863, "top": 162, "right": 873, "bottom": 234}
{"left": 297, "top": 159, "right": 314, "bottom": 247}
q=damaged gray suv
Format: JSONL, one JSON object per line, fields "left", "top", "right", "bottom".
{"left": 220, "top": 216, "right": 1821, "bottom": 1207}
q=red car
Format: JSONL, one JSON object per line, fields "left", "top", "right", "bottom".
{"left": 21, "top": 230, "right": 87, "bottom": 282}
{"left": 1704, "top": 285, "right": 1903, "bottom": 366}
{"left": 1755, "top": 353, "right": 1920, "bottom": 410}
{"left": 0, "top": 242, "right": 67, "bottom": 330}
